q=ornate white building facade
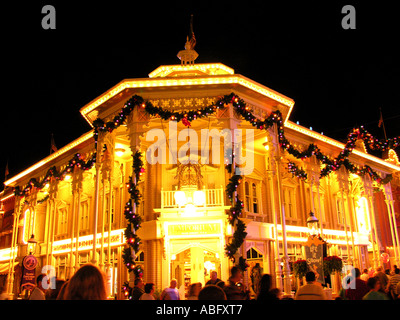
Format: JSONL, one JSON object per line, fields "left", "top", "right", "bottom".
{"left": 1, "top": 60, "right": 399, "bottom": 299}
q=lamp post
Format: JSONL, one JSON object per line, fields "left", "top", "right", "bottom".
{"left": 306, "top": 212, "right": 319, "bottom": 237}
{"left": 21, "top": 234, "right": 39, "bottom": 298}
{"left": 27, "top": 234, "right": 38, "bottom": 255}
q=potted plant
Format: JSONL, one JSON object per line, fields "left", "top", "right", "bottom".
{"left": 323, "top": 256, "right": 343, "bottom": 275}
{"left": 323, "top": 256, "right": 343, "bottom": 295}
{"left": 292, "top": 259, "right": 308, "bottom": 279}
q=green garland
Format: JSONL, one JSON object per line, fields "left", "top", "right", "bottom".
{"left": 122, "top": 151, "right": 144, "bottom": 273}
{"left": 14, "top": 152, "right": 96, "bottom": 197}
{"left": 224, "top": 171, "right": 248, "bottom": 270}
{"left": 287, "top": 161, "right": 307, "bottom": 181}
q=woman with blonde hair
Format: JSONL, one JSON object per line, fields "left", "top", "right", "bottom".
{"left": 63, "top": 264, "right": 107, "bottom": 300}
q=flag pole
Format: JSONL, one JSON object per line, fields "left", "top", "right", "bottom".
{"left": 379, "top": 107, "right": 388, "bottom": 140}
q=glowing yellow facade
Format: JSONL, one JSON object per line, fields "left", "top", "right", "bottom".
{"left": 2, "top": 62, "right": 400, "bottom": 299}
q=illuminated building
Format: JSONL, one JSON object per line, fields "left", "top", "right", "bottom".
{"left": 1, "top": 49, "right": 399, "bottom": 299}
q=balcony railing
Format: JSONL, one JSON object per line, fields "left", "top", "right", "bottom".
{"left": 161, "top": 187, "right": 225, "bottom": 209}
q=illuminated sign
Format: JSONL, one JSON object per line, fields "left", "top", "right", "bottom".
{"left": 168, "top": 223, "right": 221, "bottom": 236}
{"left": 52, "top": 230, "right": 124, "bottom": 254}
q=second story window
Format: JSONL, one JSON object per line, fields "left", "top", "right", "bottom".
{"left": 245, "top": 179, "right": 260, "bottom": 214}
{"left": 56, "top": 207, "right": 68, "bottom": 236}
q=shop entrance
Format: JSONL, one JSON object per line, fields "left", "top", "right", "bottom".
{"left": 170, "top": 245, "right": 221, "bottom": 291}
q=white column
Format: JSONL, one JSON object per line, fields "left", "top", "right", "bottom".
{"left": 265, "top": 151, "right": 282, "bottom": 291}
{"left": 92, "top": 161, "right": 101, "bottom": 265}
{"left": 388, "top": 200, "right": 400, "bottom": 265}
{"left": 274, "top": 151, "right": 291, "bottom": 296}
{"left": 384, "top": 192, "right": 399, "bottom": 266}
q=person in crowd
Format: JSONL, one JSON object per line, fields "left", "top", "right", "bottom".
{"left": 139, "top": 283, "right": 155, "bottom": 300}
{"left": 206, "top": 271, "right": 222, "bottom": 285}
{"left": 216, "top": 280, "right": 225, "bottom": 289}
{"left": 373, "top": 267, "right": 388, "bottom": 292}
{"left": 269, "top": 288, "right": 282, "bottom": 300}
{"left": 223, "top": 266, "right": 249, "bottom": 300}
{"left": 29, "top": 274, "right": 47, "bottom": 300}
{"left": 63, "top": 264, "right": 107, "bottom": 300}
{"left": 160, "top": 278, "right": 180, "bottom": 300}
{"left": 198, "top": 285, "right": 227, "bottom": 300}
{"left": 257, "top": 274, "right": 278, "bottom": 301}
{"left": 56, "top": 280, "right": 69, "bottom": 300}
{"left": 45, "top": 279, "right": 65, "bottom": 300}
{"left": 295, "top": 271, "right": 327, "bottom": 300}
{"left": 187, "top": 282, "right": 202, "bottom": 300}
{"left": 360, "top": 268, "right": 369, "bottom": 282}
{"left": 386, "top": 267, "right": 400, "bottom": 299}
{"left": 363, "top": 277, "right": 389, "bottom": 300}
{"left": 130, "top": 278, "right": 145, "bottom": 300}
{"left": 345, "top": 268, "right": 369, "bottom": 300}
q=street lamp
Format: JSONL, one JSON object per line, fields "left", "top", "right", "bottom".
{"left": 306, "top": 212, "right": 319, "bottom": 237}
{"left": 27, "top": 234, "right": 38, "bottom": 255}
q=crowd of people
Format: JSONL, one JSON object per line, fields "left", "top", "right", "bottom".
{"left": 2, "top": 263, "right": 399, "bottom": 300}
{"left": 336, "top": 265, "right": 400, "bottom": 301}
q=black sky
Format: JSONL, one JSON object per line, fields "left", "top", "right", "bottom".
{"left": 1, "top": 1, "right": 399, "bottom": 189}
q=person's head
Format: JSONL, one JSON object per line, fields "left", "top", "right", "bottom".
{"left": 376, "top": 267, "right": 382, "bottom": 272}
{"left": 363, "top": 268, "right": 368, "bottom": 274}
{"left": 259, "top": 274, "right": 272, "bottom": 292}
{"left": 305, "top": 271, "right": 316, "bottom": 283}
{"left": 56, "top": 281, "right": 69, "bottom": 300}
{"left": 170, "top": 278, "right": 177, "bottom": 289}
{"left": 198, "top": 285, "right": 227, "bottom": 300}
{"left": 210, "top": 271, "right": 218, "bottom": 281}
{"left": 354, "top": 268, "right": 361, "bottom": 278}
{"left": 134, "top": 277, "right": 144, "bottom": 288}
{"left": 45, "top": 279, "right": 65, "bottom": 300}
{"left": 64, "top": 264, "right": 106, "bottom": 300}
{"left": 144, "top": 283, "right": 154, "bottom": 294}
{"left": 188, "top": 282, "right": 202, "bottom": 297}
{"left": 36, "top": 274, "right": 46, "bottom": 292}
{"left": 230, "top": 266, "right": 242, "bottom": 282}
{"left": 269, "top": 288, "right": 282, "bottom": 299}
{"left": 366, "top": 277, "right": 381, "bottom": 291}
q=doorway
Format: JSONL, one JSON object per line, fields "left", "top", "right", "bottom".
{"left": 170, "top": 246, "right": 221, "bottom": 293}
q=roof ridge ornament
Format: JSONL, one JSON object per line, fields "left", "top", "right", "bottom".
{"left": 177, "top": 14, "right": 198, "bottom": 65}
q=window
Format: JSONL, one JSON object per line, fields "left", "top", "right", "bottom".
{"left": 80, "top": 200, "right": 90, "bottom": 231}
{"left": 335, "top": 195, "right": 347, "bottom": 225}
{"left": 247, "top": 247, "right": 263, "bottom": 260}
{"left": 244, "top": 179, "right": 260, "bottom": 214}
{"left": 245, "top": 182, "right": 250, "bottom": 212}
{"left": 283, "top": 186, "right": 296, "bottom": 219}
{"left": 252, "top": 183, "right": 258, "bottom": 213}
{"left": 57, "top": 207, "right": 68, "bottom": 235}
{"left": 105, "top": 190, "right": 115, "bottom": 227}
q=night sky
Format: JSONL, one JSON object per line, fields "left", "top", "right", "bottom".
{"left": 1, "top": 1, "right": 399, "bottom": 189}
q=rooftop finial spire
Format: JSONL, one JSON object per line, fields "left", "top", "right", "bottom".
{"left": 177, "top": 14, "right": 198, "bottom": 65}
